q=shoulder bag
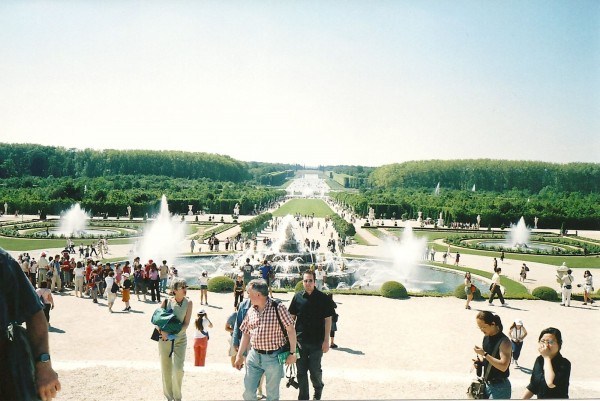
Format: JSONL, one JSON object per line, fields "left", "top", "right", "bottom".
{"left": 272, "top": 300, "right": 301, "bottom": 365}
{"left": 467, "top": 339, "right": 503, "bottom": 399}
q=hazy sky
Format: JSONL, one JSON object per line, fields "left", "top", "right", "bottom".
{"left": 1, "top": 1, "right": 599, "bottom": 167}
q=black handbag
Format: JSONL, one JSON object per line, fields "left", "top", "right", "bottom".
{"left": 467, "top": 340, "right": 503, "bottom": 399}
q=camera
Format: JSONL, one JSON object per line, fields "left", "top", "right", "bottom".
{"left": 286, "top": 376, "right": 299, "bottom": 389}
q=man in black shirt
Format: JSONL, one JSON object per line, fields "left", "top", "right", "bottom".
{"left": 288, "top": 271, "right": 334, "bottom": 400}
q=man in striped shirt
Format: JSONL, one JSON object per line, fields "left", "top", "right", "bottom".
{"left": 235, "top": 279, "right": 297, "bottom": 401}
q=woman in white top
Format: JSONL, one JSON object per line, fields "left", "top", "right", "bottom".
{"left": 193, "top": 309, "right": 213, "bottom": 366}
{"left": 582, "top": 270, "right": 594, "bottom": 305}
{"left": 464, "top": 272, "right": 474, "bottom": 310}
{"left": 198, "top": 270, "right": 209, "bottom": 305}
{"left": 35, "top": 281, "right": 54, "bottom": 324}
{"left": 508, "top": 319, "right": 528, "bottom": 366}
{"left": 105, "top": 270, "right": 117, "bottom": 313}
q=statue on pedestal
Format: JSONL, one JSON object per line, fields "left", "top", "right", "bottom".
{"left": 3, "top": 202, "right": 7, "bottom": 215}
{"left": 534, "top": 216, "right": 538, "bottom": 229}
{"left": 477, "top": 215, "right": 481, "bottom": 228}
{"left": 127, "top": 205, "right": 132, "bottom": 218}
{"left": 188, "top": 205, "right": 194, "bottom": 216}
{"left": 234, "top": 203, "right": 240, "bottom": 217}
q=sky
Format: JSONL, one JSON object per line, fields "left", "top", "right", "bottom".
{"left": 1, "top": 1, "right": 599, "bottom": 167}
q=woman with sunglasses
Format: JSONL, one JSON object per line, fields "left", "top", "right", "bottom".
{"left": 158, "top": 277, "right": 193, "bottom": 401}
{"left": 523, "top": 327, "right": 571, "bottom": 399}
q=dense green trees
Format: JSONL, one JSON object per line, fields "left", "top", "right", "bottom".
{"left": 330, "top": 187, "right": 600, "bottom": 230}
{"left": 0, "top": 175, "right": 285, "bottom": 217}
{"left": 370, "top": 159, "right": 600, "bottom": 193}
{"left": 0, "top": 144, "right": 251, "bottom": 181}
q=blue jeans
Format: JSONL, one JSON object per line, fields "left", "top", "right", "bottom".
{"left": 243, "top": 349, "right": 284, "bottom": 401}
{"left": 160, "top": 278, "right": 168, "bottom": 293}
{"left": 297, "top": 342, "right": 324, "bottom": 400}
{"left": 511, "top": 341, "right": 523, "bottom": 361}
{"left": 485, "top": 378, "right": 511, "bottom": 399}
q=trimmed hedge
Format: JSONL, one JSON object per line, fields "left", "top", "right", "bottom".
{"left": 532, "top": 286, "right": 559, "bottom": 301}
{"left": 295, "top": 280, "right": 304, "bottom": 293}
{"left": 380, "top": 281, "right": 408, "bottom": 299}
{"left": 453, "top": 284, "right": 484, "bottom": 300}
{"left": 207, "top": 276, "right": 234, "bottom": 292}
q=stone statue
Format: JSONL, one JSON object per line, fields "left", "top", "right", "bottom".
{"left": 477, "top": 215, "right": 481, "bottom": 227}
{"left": 234, "top": 203, "right": 240, "bottom": 217}
{"left": 3, "top": 202, "right": 7, "bottom": 215}
{"left": 188, "top": 205, "right": 194, "bottom": 216}
{"left": 127, "top": 205, "right": 132, "bottom": 217}
{"left": 534, "top": 216, "right": 539, "bottom": 229}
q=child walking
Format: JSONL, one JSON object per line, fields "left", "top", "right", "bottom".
{"left": 193, "top": 310, "right": 213, "bottom": 366}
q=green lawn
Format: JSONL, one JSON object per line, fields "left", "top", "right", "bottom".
{"left": 272, "top": 199, "right": 334, "bottom": 218}
{"left": 0, "top": 237, "right": 135, "bottom": 251}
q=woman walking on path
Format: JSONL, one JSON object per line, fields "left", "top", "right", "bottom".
{"left": 36, "top": 281, "right": 54, "bottom": 324}
{"left": 509, "top": 319, "right": 527, "bottom": 367}
{"left": 582, "top": 270, "right": 594, "bottom": 305}
{"left": 233, "top": 273, "right": 245, "bottom": 308}
{"left": 464, "top": 272, "right": 474, "bottom": 309}
{"left": 158, "top": 278, "right": 193, "bottom": 401}
{"left": 193, "top": 309, "right": 213, "bottom": 366}
{"left": 199, "top": 270, "right": 209, "bottom": 305}
{"left": 522, "top": 327, "right": 571, "bottom": 399}
{"left": 474, "top": 311, "right": 512, "bottom": 399}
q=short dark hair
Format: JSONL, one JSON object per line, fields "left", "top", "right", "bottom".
{"left": 539, "top": 327, "right": 563, "bottom": 350}
{"left": 304, "top": 270, "right": 316, "bottom": 280}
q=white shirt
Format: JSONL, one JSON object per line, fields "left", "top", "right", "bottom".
{"left": 315, "top": 269, "right": 326, "bottom": 280}
{"left": 491, "top": 272, "right": 501, "bottom": 285}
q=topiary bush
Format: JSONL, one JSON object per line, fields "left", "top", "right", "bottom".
{"left": 380, "top": 281, "right": 408, "bottom": 299}
{"left": 532, "top": 286, "right": 559, "bottom": 301}
{"left": 208, "top": 276, "right": 234, "bottom": 292}
{"left": 454, "top": 284, "right": 483, "bottom": 300}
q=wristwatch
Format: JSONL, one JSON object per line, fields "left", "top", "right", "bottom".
{"left": 36, "top": 353, "right": 51, "bottom": 363}
{"left": 289, "top": 351, "right": 295, "bottom": 355}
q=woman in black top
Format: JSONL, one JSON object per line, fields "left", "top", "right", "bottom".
{"left": 474, "top": 311, "right": 512, "bottom": 399}
{"left": 523, "top": 327, "right": 570, "bottom": 399}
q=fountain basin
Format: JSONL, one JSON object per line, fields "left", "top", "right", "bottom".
{"left": 475, "top": 240, "right": 566, "bottom": 253}
{"left": 170, "top": 255, "right": 489, "bottom": 294}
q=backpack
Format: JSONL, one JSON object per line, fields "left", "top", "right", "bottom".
{"left": 110, "top": 281, "right": 119, "bottom": 293}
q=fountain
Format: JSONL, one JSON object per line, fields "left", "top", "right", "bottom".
{"left": 434, "top": 182, "right": 440, "bottom": 196}
{"left": 136, "top": 195, "right": 186, "bottom": 267}
{"left": 57, "top": 203, "right": 90, "bottom": 237}
{"left": 507, "top": 217, "right": 530, "bottom": 249}
{"left": 350, "top": 224, "right": 428, "bottom": 291}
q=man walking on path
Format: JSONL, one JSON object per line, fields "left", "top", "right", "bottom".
{"left": 234, "top": 279, "right": 297, "bottom": 401}
{"left": 489, "top": 268, "right": 508, "bottom": 307}
{"left": 288, "top": 271, "right": 334, "bottom": 400}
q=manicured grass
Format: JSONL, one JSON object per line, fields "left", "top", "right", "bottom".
{"left": 272, "top": 199, "right": 334, "bottom": 218}
{"left": 0, "top": 237, "right": 135, "bottom": 251}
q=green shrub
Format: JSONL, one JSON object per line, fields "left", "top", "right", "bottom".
{"left": 454, "top": 284, "right": 483, "bottom": 300}
{"left": 380, "top": 281, "right": 408, "bottom": 299}
{"left": 208, "top": 276, "right": 234, "bottom": 292}
{"left": 532, "top": 286, "right": 559, "bottom": 301}
{"left": 294, "top": 280, "right": 304, "bottom": 293}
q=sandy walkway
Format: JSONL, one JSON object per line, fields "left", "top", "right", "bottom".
{"left": 48, "top": 288, "right": 600, "bottom": 400}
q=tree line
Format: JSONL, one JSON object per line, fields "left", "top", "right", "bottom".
{"left": 0, "top": 175, "right": 285, "bottom": 217}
